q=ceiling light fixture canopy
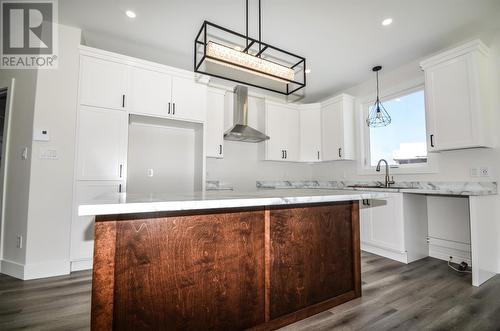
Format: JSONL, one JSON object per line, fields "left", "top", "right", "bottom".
{"left": 125, "top": 10, "right": 136, "bottom": 18}
{"left": 194, "top": 0, "right": 306, "bottom": 95}
{"left": 381, "top": 18, "right": 393, "bottom": 26}
{"left": 366, "top": 66, "right": 391, "bottom": 128}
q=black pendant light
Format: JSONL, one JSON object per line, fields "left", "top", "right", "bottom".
{"left": 366, "top": 66, "right": 391, "bottom": 128}
{"left": 194, "top": 0, "right": 306, "bottom": 95}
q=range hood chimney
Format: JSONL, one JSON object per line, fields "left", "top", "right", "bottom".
{"left": 224, "top": 85, "right": 270, "bottom": 143}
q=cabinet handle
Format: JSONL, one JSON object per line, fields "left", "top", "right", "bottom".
{"left": 219, "top": 144, "right": 223, "bottom": 155}
{"left": 122, "top": 94, "right": 126, "bottom": 108}
{"left": 172, "top": 103, "right": 176, "bottom": 115}
{"left": 430, "top": 134, "right": 435, "bottom": 148}
{"left": 168, "top": 102, "right": 171, "bottom": 114}
{"left": 317, "top": 151, "right": 320, "bottom": 160}
{"left": 338, "top": 148, "right": 342, "bottom": 158}
{"left": 118, "top": 184, "right": 122, "bottom": 193}
{"left": 119, "top": 164, "right": 123, "bottom": 178}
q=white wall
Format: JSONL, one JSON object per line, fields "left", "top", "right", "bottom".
{"left": 207, "top": 141, "right": 314, "bottom": 191}
{"left": 0, "top": 25, "right": 81, "bottom": 279}
{"left": 128, "top": 123, "right": 198, "bottom": 194}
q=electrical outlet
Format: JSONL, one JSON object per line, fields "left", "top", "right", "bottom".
{"left": 479, "top": 167, "right": 489, "bottom": 177}
{"left": 16, "top": 235, "right": 22, "bottom": 248}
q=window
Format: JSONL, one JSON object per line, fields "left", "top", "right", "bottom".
{"left": 366, "top": 89, "right": 427, "bottom": 167}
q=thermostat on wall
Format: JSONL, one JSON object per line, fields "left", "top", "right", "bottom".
{"left": 33, "top": 128, "right": 50, "bottom": 141}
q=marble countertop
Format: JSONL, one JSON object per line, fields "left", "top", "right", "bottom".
{"left": 255, "top": 181, "right": 497, "bottom": 196}
{"left": 78, "top": 189, "right": 389, "bottom": 216}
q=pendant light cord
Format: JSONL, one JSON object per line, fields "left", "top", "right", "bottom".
{"left": 376, "top": 70, "right": 380, "bottom": 102}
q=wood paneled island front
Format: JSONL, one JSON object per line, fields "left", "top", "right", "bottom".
{"left": 79, "top": 190, "right": 387, "bottom": 330}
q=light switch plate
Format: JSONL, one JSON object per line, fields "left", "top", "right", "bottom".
{"left": 39, "top": 147, "right": 58, "bottom": 160}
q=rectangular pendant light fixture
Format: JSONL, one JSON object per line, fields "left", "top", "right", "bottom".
{"left": 205, "top": 41, "right": 295, "bottom": 83}
{"left": 194, "top": 21, "right": 306, "bottom": 95}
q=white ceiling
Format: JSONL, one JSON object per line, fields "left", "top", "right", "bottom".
{"left": 59, "top": 0, "right": 500, "bottom": 102}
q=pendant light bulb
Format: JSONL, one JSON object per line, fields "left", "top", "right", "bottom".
{"left": 366, "top": 66, "right": 391, "bottom": 128}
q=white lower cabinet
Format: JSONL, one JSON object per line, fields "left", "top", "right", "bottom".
{"left": 360, "top": 193, "right": 428, "bottom": 264}
{"left": 70, "top": 181, "right": 124, "bottom": 265}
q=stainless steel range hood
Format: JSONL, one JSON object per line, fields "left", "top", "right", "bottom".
{"left": 224, "top": 85, "right": 270, "bottom": 143}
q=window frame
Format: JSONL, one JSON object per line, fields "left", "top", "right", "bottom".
{"left": 357, "top": 83, "right": 439, "bottom": 175}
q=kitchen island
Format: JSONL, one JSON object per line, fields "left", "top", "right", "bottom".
{"left": 79, "top": 189, "right": 388, "bottom": 331}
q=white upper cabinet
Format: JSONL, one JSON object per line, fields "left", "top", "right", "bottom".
{"left": 79, "top": 56, "right": 130, "bottom": 110}
{"left": 171, "top": 76, "right": 207, "bottom": 122}
{"left": 421, "top": 40, "right": 493, "bottom": 151}
{"left": 130, "top": 67, "right": 172, "bottom": 117}
{"left": 131, "top": 70, "right": 206, "bottom": 122}
{"left": 321, "top": 94, "right": 355, "bottom": 161}
{"left": 76, "top": 106, "right": 128, "bottom": 181}
{"left": 205, "top": 88, "right": 225, "bottom": 158}
{"left": 299, "top": 106, "right": 322, "bottom": 162}
{"left": 265, "top": 102, "right": 299, "bottom": 161}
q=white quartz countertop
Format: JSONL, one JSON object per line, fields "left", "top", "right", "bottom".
{"left": 78, "top": 189, "right": 389, "bottom": 216}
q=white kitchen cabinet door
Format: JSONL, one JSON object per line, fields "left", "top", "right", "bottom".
{"left": 421, "top": 40, "right": 493, "bottom": 151}
{"left": 299, "top": 107, "right": 322, "bottom": 162}
{"left": 76, "top": 106, "right": 128, "bottom": 181}
{"left": 130, "top": 67, "right": 172, "bottom": 117}
{"left": 171, "top": 76, "right": 207, "bottom": 122}
{"left": 206, "top": 89, "right": 225, "bottom": 158}
{"left": 265, "top": 102, "right": 299, "bottom": 161}
{"left": 71, "top": 181, "right": 124, "bottom": 263}
{"left": 360, "top": 193, "right": 428, "bottom": 264}
{"left": 79, "top": 56, "right": 130, "bottom": 110}
{"left": 321, "top": 94, "right": 355, "bottom": 161}
{"left": 369, "top": 195, "right": 404, "bottom": 253}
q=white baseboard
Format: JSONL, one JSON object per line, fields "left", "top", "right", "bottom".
{"left": 23, "top": 260, "right": 71, "bottom": 280}
{"left": 71, "top": 259, "right": 93, "bottom": 272}
{"left": 428, "top": 237, "right": 471, "bottom": 265}
{"left": 0, "top": 259, "right": 70, "bottom": 280}
{"left": 1, "top": 259, "right": 25, "bottom": 279}
{"left": 361, "top": 243, "right": 408, "bottom": 264}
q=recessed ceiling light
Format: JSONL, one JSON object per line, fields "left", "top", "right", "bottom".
{"left": 382, "top": 18, "right": 393, "bottom": 26}
{"left": 125, "top": 10, "right": 136, "bottom": 18}
{"left": 305, "top": 69, "right": 311, "bottom": 74}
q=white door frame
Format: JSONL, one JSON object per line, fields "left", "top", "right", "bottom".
{"left": 0, "top": 78, "right": 15, "bottom": 261}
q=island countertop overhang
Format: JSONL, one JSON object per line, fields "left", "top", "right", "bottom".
{"left": 78, "top": 189, "right": 390, "bottom": 216}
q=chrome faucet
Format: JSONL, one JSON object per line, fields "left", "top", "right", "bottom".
{"left": 376, "top": 159, "right": 395, "bottom": 188}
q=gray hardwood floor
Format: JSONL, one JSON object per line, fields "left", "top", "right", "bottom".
{"left": 0, "top": 252, "right": 499, "bottom": 330}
